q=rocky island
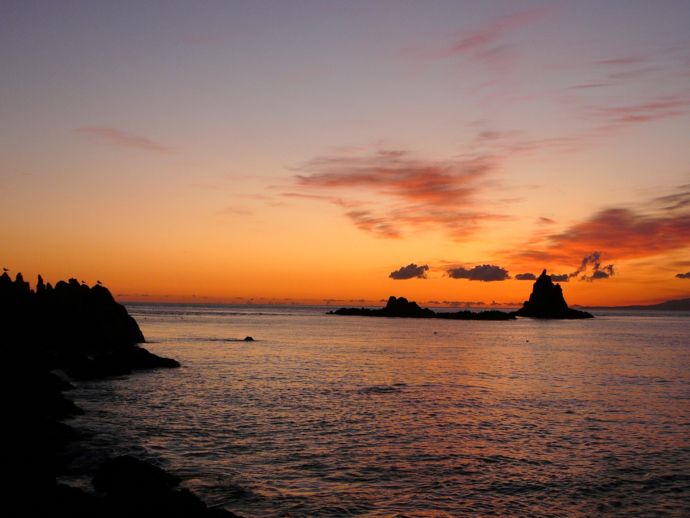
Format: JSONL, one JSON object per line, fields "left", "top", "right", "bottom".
{"left": 0, "top": 272, "right": 238, "bottom": 517}
{"left": 513, "top": 269, "right": 594, "bottom": 319}
{"left": 330, "top": 269, "right": 594, "bottom": 321}
{"left": 329, "top": 295, "right": 516, "bottom": 320}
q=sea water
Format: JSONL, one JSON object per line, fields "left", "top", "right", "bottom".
{"left": 65, "top": 305, "right": 690, "bottom": 516}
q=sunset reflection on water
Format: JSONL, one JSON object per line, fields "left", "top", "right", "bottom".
{"left": 67, "top": 306, "right": 690, "bottom": 517}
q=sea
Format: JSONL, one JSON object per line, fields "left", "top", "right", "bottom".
{"left": 62, "top": 304, "right": 690, "bottom": 517}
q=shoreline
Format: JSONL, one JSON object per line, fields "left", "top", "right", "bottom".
{"left": 0, "top": 272, "right": 238, "bottom": 517}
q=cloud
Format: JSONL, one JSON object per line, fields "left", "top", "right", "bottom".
{"left": 297, "top": 150, "right": 491, "bottom": 206}
{"left": 550, "top": 273, "right": 569, "bottom": 282}
{"left": 676, "top": 272, "right": 690, "bottom": 279}
{"left": 282, "top": 192, "right": 359, "bottom": 209}
{"left": 513, "top": 185, "right": 690, "bottom": 266}
{"left": 653, "top": 184, "right": 690, "bottom": 212}
{"left": 389, "top": 263, "right": 429, "bottom": 280}
{"left": 75, "top": 127, "right": 171, "bottom": 154}
{"left": 401, "top": 7, "right": 553, "bottom": 61}
{"left": 595, "top": 96, "right": 690, "bottom": 126}
{"left": 448, "top": 264, "right": 510, "bottom": 282}
{"left": 515, "top": 272, "right": 536, "bottom": 281}
{"left": 569, "top": 251, "right": 615, "bottom": 281}
{"left": 596, "top": 55, "right": 646, "bottom": 67}
{"left": 346, "top": 210, "right": 402, "bottom": 239}
{"left": 293, "top": 148, "right": 504, "bottom": 239}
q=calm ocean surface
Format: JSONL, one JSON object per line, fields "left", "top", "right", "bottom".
{"left": 64, "top": 305, "right": 690, "bottom": 517}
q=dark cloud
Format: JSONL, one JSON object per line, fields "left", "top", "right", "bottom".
{"left": 448, "top": 264, "right": 510, "bottom": 282}
{"left": 389, "top": 263, "right": 429, "bottom": 280}
{"left": 569, "top": 251, "right": 615, "bottom": 281}
{"left": 550, "top": 273, "right": 569, "bottom": 282}
{"left": 676, "top": 272, "right": 690, "bottom": 279}
{"left": 515, "top": 272, "right": 536, "bottom": 280}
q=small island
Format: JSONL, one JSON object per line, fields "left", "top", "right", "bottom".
{"left": 329, "top": 295, "right": 516, "bottom": 320}
{"left": 514, "top": 269, "right": 593, "bottom": 319}
{"left": 329, "top": 269, "right": 594, "bottom": 321}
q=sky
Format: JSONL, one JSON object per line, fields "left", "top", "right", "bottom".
{"left": 1, "top": 0, "right": 690, "bottom": 306}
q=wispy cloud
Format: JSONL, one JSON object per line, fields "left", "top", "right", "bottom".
{"left": 401, "top": 7, "right": 553, "bottom": 62}
{"left": 676, "top": 272, "right": 690, "bottom": 279}
{"left": 512, "top": 185, "right": 690, "bottom": 266}
{"left": 345, "top": 210, "right": 401, "bottom": 239}
{"left": 292, "top": 148, "right": 505, "bottom": 239}
{"left": 595, "top": 96, "right": 690, "bottom": 125}
{"left": 75, "top": 127, "right": 172, "bottom": 154}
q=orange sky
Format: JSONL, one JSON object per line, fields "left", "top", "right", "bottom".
{"left": 2, "top": 2, "right": 690, "bottom": 306}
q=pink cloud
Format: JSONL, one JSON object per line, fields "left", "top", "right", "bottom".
{"left": 511, "top": 185, "right": 690, "bottom": 266}
{"left": 596, "top": 55, "right": 647, "bottom": 66}
{"left": 596, "top": 96, "right": 690, "bottom": 125}
{"left": 292, "top": 149, "right": 505, "bottom": 239}
{"left": 75, "top": 127, "right": 172, "bottom": 154}
{"left": 401, "top": 7, "right": 553, "bottom": 61}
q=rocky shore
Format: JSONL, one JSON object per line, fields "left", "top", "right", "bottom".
{"left": 0, "top": 272, "right": 238, "bottom": 517}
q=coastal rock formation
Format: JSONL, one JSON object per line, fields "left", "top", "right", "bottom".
{"left": 89, "top": 456, "right": 240, "bottom": 517}
{"left": 329, "top": 296, "right": 515, "bottom": 320}
{"left": 0, "top": 272, "right": 240, "bottom": 517}
{"left": 513, "top": 270, "right": 593, "bottom": 319}
{"left": 0, "top": 271, "right": 179, "bottom": 370}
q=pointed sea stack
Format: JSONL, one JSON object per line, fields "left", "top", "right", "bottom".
{"left": 513, "top": 270, "right": 593, "bottom": 319}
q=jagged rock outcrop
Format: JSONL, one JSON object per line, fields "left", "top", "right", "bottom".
{"left": 329, "top": 296, "right": 515, "bottom": 320}
{"left": 513, "top": 270, "right": 593, "bottom": 319}
{"left": 0, "top": 272, "right": 184, "bottom": 516}
{"left": 0, "top": 271, "right": 176, "bottom": 367}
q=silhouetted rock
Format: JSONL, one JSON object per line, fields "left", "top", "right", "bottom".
{"left": 93, "top": 455, "right": 181, "bottom": 495}
{"left": 93, "top": 456, "right": 240, "bottom": 517}
{"left": 243, "top": 336, "right": 254, "bottom": 341}
{"left": 436, "top": 309, "right": 515, "bottom": 321}
{"left": 0, "top": 272, "right": 176, "bottom": 373}
{"left": 513, "top": 270, "right": 593, "bottom": 319}
{"left": 329, "top": 296, "right": 515, "bottom": 320}
{"left": 0, "top": 272, "right": 190, "bottom": 518}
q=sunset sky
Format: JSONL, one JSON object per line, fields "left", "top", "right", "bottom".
{"left": 2, "top": 1, "right": 690, "bottom": 306}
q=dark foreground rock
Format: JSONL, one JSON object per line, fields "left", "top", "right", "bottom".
{"left": 0, "top": 272, "right": 235, "bottom": 517}
{"left": 86, "top": 456, "right": 240, "bottom": 517}
{"left": 329, "top": 296, "right": 515, "bottom": 320}
{"left": 0, "top": 271, "right": 179, "bottom": 372}
{"left": 513, "top": 270, "right": 593, "bottom": 319}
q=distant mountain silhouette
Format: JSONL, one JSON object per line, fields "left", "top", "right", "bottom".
{"left": 513, "top": 270, "right": 593, "bottom": 319}
{"left": 589, "top": 297, "right": 690, "bottom": 311}
{"left": 329, "top": 295, "right": 515, "bottom": 320}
